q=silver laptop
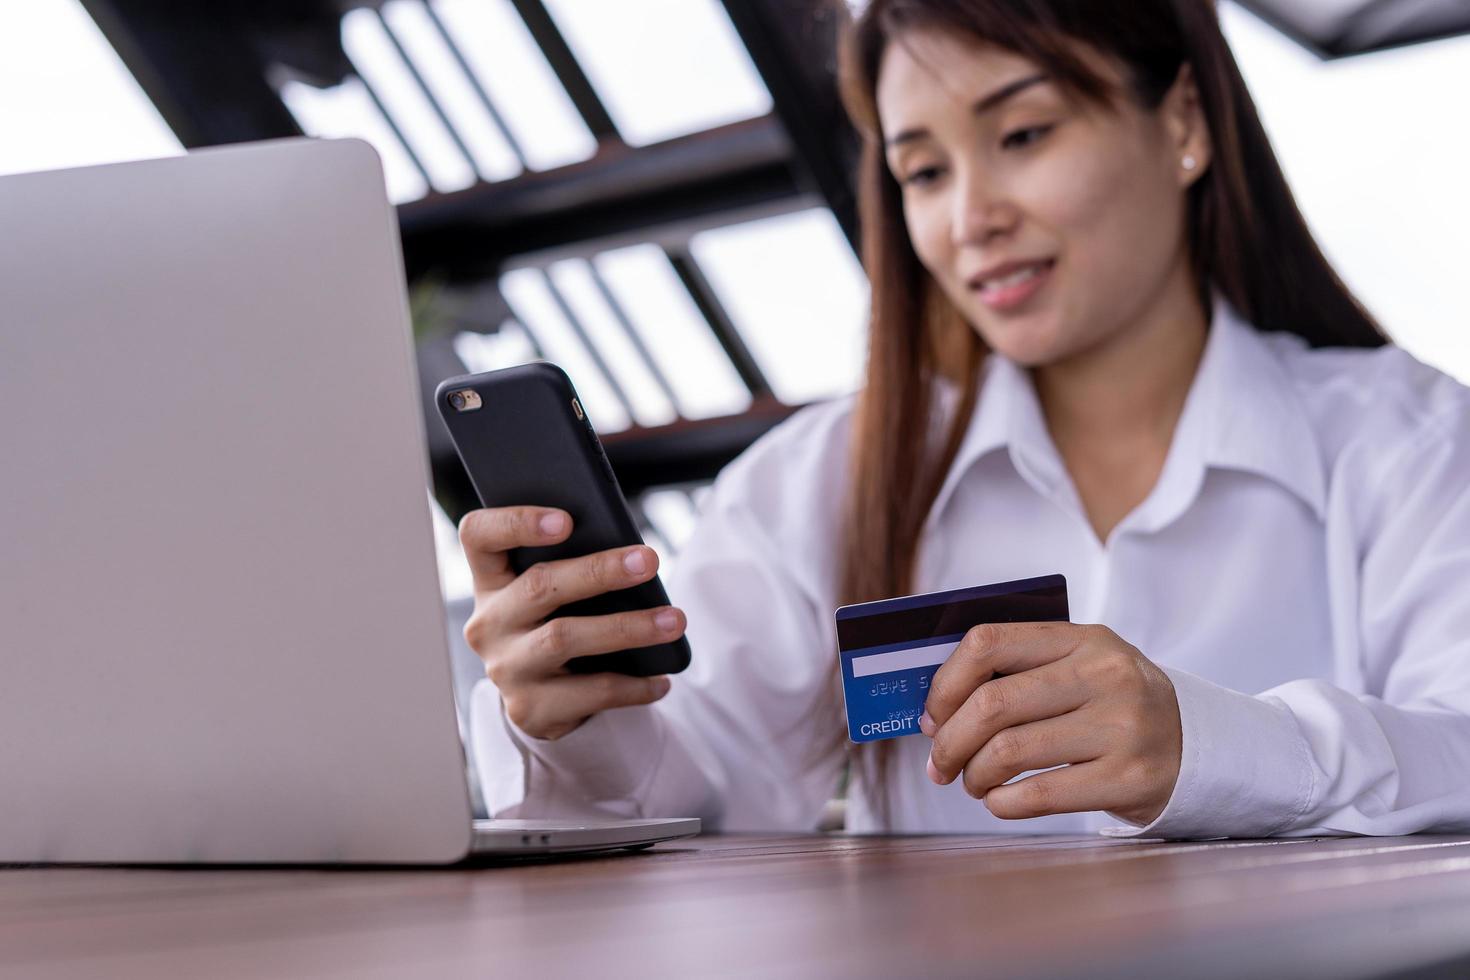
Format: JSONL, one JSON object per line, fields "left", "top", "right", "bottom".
{"left": 0, "top": 138, "right": 698, "bottom": 863}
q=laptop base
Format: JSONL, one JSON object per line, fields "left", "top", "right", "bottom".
{"left": 469, "top": 817, "right": 701, "bottom": 857}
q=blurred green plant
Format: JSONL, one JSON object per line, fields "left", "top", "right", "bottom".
{"left": 408, "top": 273, "right": 452, "bottom": 343}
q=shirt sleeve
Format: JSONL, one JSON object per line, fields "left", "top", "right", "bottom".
{"left": 1108, "top": 405, "right": 1470, "bottom": 840}
{"left": 469, "top": 441, "right": 848, "bottom": 832}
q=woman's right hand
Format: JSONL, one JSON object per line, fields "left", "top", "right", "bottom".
{"left": 459, "top": 506, "right": 686, "bottom": 740}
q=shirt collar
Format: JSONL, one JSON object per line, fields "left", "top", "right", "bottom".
{"left": 1191, "top": 294, "right": 1326, "bottom": 519}
{"left": 927, "top": 294, "right": 1326, "bottom": 533}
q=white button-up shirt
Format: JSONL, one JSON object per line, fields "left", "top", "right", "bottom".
{"left": 471, "top": 297, "right": 1470, "bottom": 838}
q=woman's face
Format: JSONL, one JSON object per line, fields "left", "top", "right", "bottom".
{"left": 876, "top": 30, "right": 1207, "bottom": 367}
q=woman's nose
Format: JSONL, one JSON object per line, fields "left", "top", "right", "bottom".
{"left": 950, "top": 169, "right": 1017, "bottom": 247}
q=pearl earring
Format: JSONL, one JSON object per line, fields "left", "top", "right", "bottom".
{"left": 1182, "top": 154, "right": 1198, "bottom": 171}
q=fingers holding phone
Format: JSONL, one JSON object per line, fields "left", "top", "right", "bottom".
{"left": 508, "top": 539, "right": 663, "bottom": 627}
{"left": 440, "top": 364, "right": 693, "bottom": 735}
{"left": 460, "top": 506, "right": 686, "bottom": 740}
{"left": 458, "top": 504, "right": 570, "bottom": 595}
{"left": 502, "top": 667, "right": 674, "bottom": 742}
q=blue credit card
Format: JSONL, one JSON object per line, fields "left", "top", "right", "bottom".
{"left": 835, "top": 574, "right": 1070, "bottom": 744}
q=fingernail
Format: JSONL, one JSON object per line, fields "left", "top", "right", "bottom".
{"left": 919, "top": 711, "right": 934, "bottom": 737}
{"left": 927, "top": 752, "right": 943, "bottom": 785}
{"left": 654, "top": 609, "right": 679, "bottom": 632}
{"left": 623, "top": 549, "right": 648, "bottom": 575}
{"left": 539, "top": 513, "right": 566, "bottom": 536}
{"left": 650, "top": 676, "right": 671, "bottom": 697}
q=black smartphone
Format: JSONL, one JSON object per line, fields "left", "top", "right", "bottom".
{"left": 435, "top": 362, "right": 691, "bottom": 677}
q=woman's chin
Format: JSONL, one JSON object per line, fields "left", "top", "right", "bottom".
{"left": 977, "top": 324, "right": 1071, "bottom": 369}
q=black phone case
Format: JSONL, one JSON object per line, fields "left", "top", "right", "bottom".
{"left": 435, "top": 363, "right": 691, "bottom": 677}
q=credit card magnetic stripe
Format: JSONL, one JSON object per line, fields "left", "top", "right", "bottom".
{"left": 835, "top": 575, "right": 1069, "bottom": 650}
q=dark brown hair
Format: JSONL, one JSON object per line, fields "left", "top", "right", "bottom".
{"left": 833, "top": 0, "right": 1386, "bottom": 825}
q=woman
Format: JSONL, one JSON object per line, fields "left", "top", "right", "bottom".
{"left": 460, "top": 0, "right": 1470, "bottom": 837}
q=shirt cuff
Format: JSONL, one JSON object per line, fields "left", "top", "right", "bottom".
{"left": 468, "top": 678, "right": 666, "bottom": 817}
{"left": 1101, "top": 667, "right": 1316, "bottom": 840}
{"left": 468, "top": 678, "right": 528, "bottom": 816}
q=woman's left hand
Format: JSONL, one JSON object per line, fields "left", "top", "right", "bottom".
{"left": 919, "top": 621, "right": 1182, "bottom": 826}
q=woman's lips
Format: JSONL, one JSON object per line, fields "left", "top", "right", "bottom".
{"left": 969, "top": 258, "right": 1056, "bottom": 312}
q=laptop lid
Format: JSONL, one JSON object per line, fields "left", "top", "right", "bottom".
{"left": 0, "top": 138, "right": 473, "bottom": 863}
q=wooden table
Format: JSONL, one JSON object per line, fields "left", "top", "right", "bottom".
{"left": 5, "top": 834, "right": 1470, "bottom": 979}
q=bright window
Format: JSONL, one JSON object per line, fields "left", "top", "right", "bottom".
{"left": 0, "top": 0, "right": 181, "bottom": 177}
{"left": 691, "top": 208, "right": 869, "bottom": 404}
{"left": 542, "top": 0, "right": 772, "bottom": 146}
{"left": 432, "top": 0, "right": 598, "bottom": 170}
{"left": 1222, "top": 2, "right": 1470, "bottom": 382}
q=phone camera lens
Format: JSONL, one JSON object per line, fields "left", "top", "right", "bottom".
{"left": 447, "top": 388, "right": 482, "bottom": 412}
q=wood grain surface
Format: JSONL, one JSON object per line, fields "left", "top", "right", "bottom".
{"left": 5, "top": 833, "right": 1470, "bottom": 979}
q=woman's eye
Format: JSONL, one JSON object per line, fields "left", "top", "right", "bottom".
{"left": 902, "top": 166, "right": 944, "bottom": 187}
{"left": 1001, "top": 125, "right": 1054, "bottom": 150}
